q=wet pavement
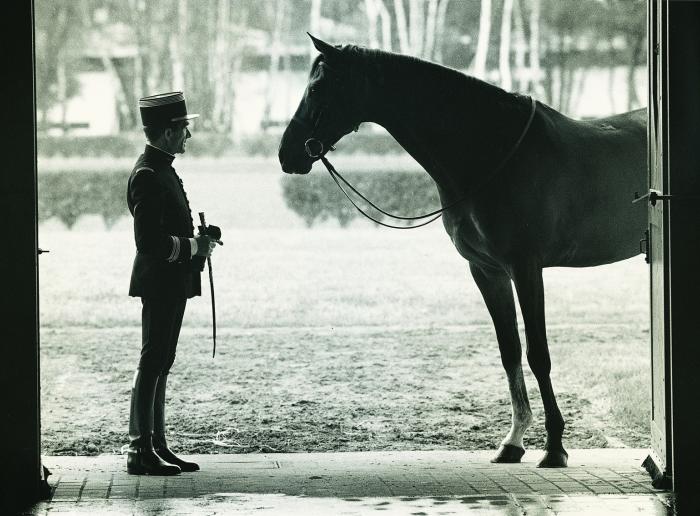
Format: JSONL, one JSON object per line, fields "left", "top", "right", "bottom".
{"left": 26, "top": 449, "right": 678, "bottom": 515}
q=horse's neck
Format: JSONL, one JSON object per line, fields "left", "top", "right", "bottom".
{"left": 364, "top": 56, "right": 523, "bottom": 193}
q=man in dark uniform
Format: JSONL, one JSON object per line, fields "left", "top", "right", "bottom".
{"left": 126, "top": 92, "right": 218, "bottom": 475}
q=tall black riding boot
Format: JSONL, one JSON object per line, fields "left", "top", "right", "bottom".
{"left": 127, "top": 369, "right": 181, "bottom": 475}
{"left": 153, "top": 374, "right": 200, "bottom": 472}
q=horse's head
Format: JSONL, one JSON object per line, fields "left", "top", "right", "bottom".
{"left": 279, "top": 35, "right": 364, "bottom": 174}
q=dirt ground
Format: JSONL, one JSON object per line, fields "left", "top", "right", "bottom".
{"left": 40, "top": 322, "right": 648, "bottom": 457}
{"left": 37, "top": 164, "right": 651, "bottom": 457}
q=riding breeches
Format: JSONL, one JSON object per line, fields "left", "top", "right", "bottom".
{"left": 139, "top": 297, "right": 187, "bottom": 375}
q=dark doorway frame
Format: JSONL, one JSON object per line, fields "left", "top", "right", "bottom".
{"left": 0, "top": 0, "right": 45, "bottom": 513}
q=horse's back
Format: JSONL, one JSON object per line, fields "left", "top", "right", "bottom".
{"left": 535, "top": 107, "right": 647, "bottom": 266}
{"left": 588, "top": 107, "right": 647, "bottom": 128}
{"left": 538, "top": 103, "right": 646, "bottom": 143}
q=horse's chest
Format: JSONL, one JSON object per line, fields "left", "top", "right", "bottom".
{"left": 443, "top": 214, "right": 497, "bottom": 266}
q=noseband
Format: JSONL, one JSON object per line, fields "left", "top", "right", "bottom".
{"left": 291, "top": 111, "right": 328, "bottom": 158}
{"left": 292, "top": 106, "right": 358, "bottom": 160}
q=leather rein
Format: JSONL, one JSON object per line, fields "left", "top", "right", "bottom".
{"left": 294, "top": 95, "right": 537, "bottom": 230}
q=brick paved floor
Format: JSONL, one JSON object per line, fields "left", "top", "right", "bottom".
{"left": 26, "top": 449, "right": 675, "bottom": 515}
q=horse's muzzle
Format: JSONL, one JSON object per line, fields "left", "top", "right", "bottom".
{"left": 280, "top": 159, "right": 312, "bottom": 175}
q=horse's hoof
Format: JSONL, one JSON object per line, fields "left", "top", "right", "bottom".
{"left": 490, "top": 444, "right": 525, "bottom": 464}
{"left": 536, "top": 449, "right": 568, "bottom": 468}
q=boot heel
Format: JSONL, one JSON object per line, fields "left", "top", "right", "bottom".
{"left": 127, "top": 450, "right": 181, "bottom": 476}
{"left": 126, "top": 454, "right": 146, "bottom": 475}
{"left": 127, "top": 463, "right": 145, "bottom": 475}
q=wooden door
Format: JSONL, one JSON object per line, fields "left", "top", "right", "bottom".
{"left": 643, "top": 0, "right": 672, "bottom": 488}
{"left": 643, "top": 0, "right": 700, "bottom": 493}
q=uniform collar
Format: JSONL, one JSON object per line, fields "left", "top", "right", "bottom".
{"left": 144, "top": 143, "right": 176, "bottom": 166}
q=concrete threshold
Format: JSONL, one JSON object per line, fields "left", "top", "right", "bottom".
{"left": 28, "top": 448, "right": 675, "bottom": 515}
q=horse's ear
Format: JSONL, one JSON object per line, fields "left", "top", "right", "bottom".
{"left": 307, "top": 33, "right": 342, "bottom": 60}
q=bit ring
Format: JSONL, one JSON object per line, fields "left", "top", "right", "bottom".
{"left": 304, "top": 138, "right": 324, "bottom": 158}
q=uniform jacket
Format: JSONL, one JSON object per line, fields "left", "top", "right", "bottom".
{"left": 127, "top": 144, "right": 203, "bottom": 299}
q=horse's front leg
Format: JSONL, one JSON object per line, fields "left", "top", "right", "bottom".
{"left": 509, "top": 261, "right": 568, "bottom": 468}
{"left": 469, "top": 263, "right": 532, "bottom": 463}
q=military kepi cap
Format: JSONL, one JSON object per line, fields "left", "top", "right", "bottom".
{"left": 139, "top": 91, "right": 199, "bottom": 127}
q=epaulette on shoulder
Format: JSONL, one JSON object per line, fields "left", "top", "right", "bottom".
{"left": 135, "top": 166, "right": 155, "bottom": 174}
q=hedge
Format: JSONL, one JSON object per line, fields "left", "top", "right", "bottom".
{"left": 38, "top": 132, "right": 234, "bottom": 158}
{"left": 281, "top": 170, "right": 440, "bottom": 228}
{"left": 38, "top": 170, "right": 129, "bottom": 229}
{"left": 39, "top": 168, "right": 439, "bottom": 230}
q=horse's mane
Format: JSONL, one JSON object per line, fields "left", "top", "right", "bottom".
{"left": 309, "top": 43, "right": 527, "bottom": 140}
{"left": 339, "top": 44, "right": 512, "bottom": 102}
{"left": 344, "top": 45, "right": 461, "bottom": 77}
{"left": 309, "top": 54, "right": 324, "bottom": 78}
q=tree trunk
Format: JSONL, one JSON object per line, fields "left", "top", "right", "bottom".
{"left": 544, "top": 32, "right": 558, "bottom": 108}
{"left": 310, "top": 0, "right": 322, "bottom": 61}
{"left": 146, "top": 2, "right": 164, "bottom": 93}
{"left": 512, "top": 0, "right": 526, "bottom": 91}
{"left": 408, "top": 0, "right": 425, "bottom": 56}
{"left": 471, "top": 0, "right": 492, "bottom": 79}
{"left": 36, "top": 5, "right": 72, "bottom": 130}
{"left": 627, "top": 33, "right": 644, "bottom": 110}
{"left": 376, "top": 0, "right": 393, "bottom": 50}
{"left": 394, "top": 0, "right": 410, "bottom": 53}
{"left": 127, "top": 0, "right": 146, "bottom": 103}
{"left": 528, "top": 0, "right": 545, "bottom": 98}
{"left": 169, "top": 0, "right": 186, "bottom": 91}
{"left": 57, "top": 58, "right": 67, "bottom": 134}
{"left": 607, "top": 40, "right": 616, "bottom": 114}
{"left": 210, "top": 0, "right": 231, "bottom": 132}
{"left": 223, "top": 5, "right": 249, "bottom": 142}
{"left": 82, "top": 3, "right": 133, "bottom": 130}
{"left": 433, "top": 0, "right": 450, "bottom": 62}
{"left": 365, "top": 0, "right": 379, "bottom": 48}
{"left": 570, "top": 66, "right": 585, "bottom": 114}
{"left": 424, "top": 0, "right": 438, "bottom": 59}
{"left": 99, "top": 53, "right": 134, "bottom": 131}
{"left": 264, "top": 0, "right": 287, "bottom": 128}
{"left": 499, "top": 0, "right": 513, "bottom": 90}
{"left": 230, "top": 53, "right": 243, "bottom": 143}
{"left": 559, "top": 34, "right": 570, "bottom": 112}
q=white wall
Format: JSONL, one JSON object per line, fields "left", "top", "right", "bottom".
{"left": 46, "top": 72, "right": 120, "bottom": 136}
{"left": 233, "top": 69, "right": 309, "bottom": 137}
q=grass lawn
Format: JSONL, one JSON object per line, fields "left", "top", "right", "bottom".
{"left": 38, "top": 158, "right": 651, "bottom": 455}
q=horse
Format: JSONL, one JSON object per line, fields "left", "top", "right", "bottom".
{"left": 278, "top": 35, "right": 647, "bottom": 468}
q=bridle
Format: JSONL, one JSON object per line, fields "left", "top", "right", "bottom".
{"left": 291, "top": 62, "right": 361, "bottom": 158}
{"left": 292, "top": 68, "right": 538, "bottom": 229}
{"left": 291, "top": 107, "right": 356, "bottom": 160}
